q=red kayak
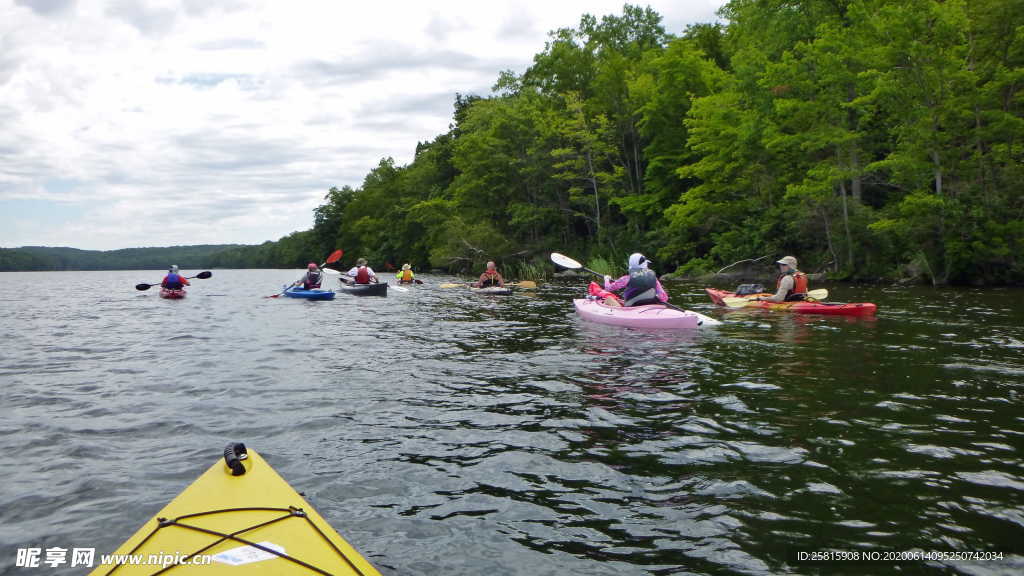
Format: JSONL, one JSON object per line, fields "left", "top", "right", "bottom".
{"left": 159, "top": 288, "right": 187, "bottom": 299}
{"left": 705, "top": 288, "right": 876, "bottom": 316}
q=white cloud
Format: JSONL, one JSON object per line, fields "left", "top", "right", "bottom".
{"left": 0, "top": 0, "right": 724, "bottom": 249}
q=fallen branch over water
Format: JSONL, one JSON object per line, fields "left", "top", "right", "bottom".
{"left": 717, "top": 254, "right": 771, "bottom": 275}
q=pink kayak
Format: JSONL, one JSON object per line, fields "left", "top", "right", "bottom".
{"left": 573, "top": 298, "right": 719, "bottom": 329}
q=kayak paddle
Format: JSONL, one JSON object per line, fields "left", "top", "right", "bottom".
{"left": 136, "top": 271, "right": 212, "bottom": 291}
{"left": 550, "top": 252, "right": 694, "bottom": 314}
{"left": 722, "top": 288, "right": 830, "bottom": 308}
{"left": 266, "top": 250, "right": 343, "bottom": 298}
{"left": 550, "top": 253, "right": 604, "bottom": 277}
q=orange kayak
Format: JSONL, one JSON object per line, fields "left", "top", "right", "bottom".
{"left": 705, "top": 288, "right": 877, "bottom": 316}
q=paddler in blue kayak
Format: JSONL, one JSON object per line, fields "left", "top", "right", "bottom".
{"left": 602, "top": 253, "right": 668, "bottom": 307}
{"left": 161, "top": 265, "right": 190, "bottom": 290}
{"left": 346, "top": 258, "right": 377, "bottom": 284}
{"left": 295, "top": 262, "right": 323, "bottom": 290}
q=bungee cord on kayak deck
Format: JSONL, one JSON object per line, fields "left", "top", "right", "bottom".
{"left": 93, "top": 445, "right": 380, "bottom": 576}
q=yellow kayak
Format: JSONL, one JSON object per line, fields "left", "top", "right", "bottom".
{"left": 89, "top": 444, "right": 381, "bottom": 575}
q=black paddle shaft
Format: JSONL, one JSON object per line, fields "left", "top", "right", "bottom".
{"left": 136, "top": 271, "right": 211, "bottom": 290}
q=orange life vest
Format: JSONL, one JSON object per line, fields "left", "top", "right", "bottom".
{"left": 400, "top": 270, "right": 413, "bottom": 282}
{"left": 777, "top": 271, "right": 808, "bottom": 300}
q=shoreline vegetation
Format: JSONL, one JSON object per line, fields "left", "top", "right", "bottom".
{"left": 4, "top": 2, "right": 1022, "bottom": 285}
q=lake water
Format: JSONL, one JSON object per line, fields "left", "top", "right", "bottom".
{"left": 1, "top": 270, "right": 1022, "bottom": 575}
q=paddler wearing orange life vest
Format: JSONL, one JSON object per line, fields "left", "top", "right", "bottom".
{"left": 757, "top": 256, "right": 808, "bottom": 303}
{"left": 395, "top": 263, "right": 415, "bottom": 284}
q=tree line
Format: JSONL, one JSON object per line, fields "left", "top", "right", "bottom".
{"left": 0, "top": 245, "right": 246, "bottom": 271}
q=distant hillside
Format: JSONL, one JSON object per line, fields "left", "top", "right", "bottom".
{"left": 0, "top": 245, "right": 252, "bottom": 271}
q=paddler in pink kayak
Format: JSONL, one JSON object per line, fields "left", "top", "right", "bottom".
{"left": 598, "top": 253, "right": 668, "bottom": 307}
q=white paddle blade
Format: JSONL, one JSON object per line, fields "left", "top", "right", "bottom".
{"left": 321, "top": 268, "right": 341, "bottom": 275}
{"left": 550, "top": 252, "right": 583, "bottom": 269}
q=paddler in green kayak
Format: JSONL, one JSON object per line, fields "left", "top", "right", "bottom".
{"left": 475, "top": 261, "right": 505, "bottom": 288}
{"left": 756, "top": 256, "right": 809, "bottom": 302}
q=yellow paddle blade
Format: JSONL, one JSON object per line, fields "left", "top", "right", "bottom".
{"left": 722, "top": 297, "right": 754, "bottom": 308}
{"left": 510, "top": 280, "right": 537, "bottom": 289}
{"left": 807, "top": 288, "right": 828, "bottom": 300}
{"left": 440, "top": 283, "right": 467, "bottom": 288}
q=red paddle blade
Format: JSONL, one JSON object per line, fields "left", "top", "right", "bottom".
{"left": 325, "top": 249, "right": 343, "bottom": 264}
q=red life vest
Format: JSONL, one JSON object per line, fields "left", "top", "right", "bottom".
{"left": 355, "top": 266, "right": 371, "bottom": 284}
{"left": 777, "top": 272, "right": 808, "bottom": 300}
{"left": 480, "top": 271, "right": 500, "bottom": 287}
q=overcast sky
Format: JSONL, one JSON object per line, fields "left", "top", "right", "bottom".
{"left": 0, "top": 0, "right": 724, "bottom": 250}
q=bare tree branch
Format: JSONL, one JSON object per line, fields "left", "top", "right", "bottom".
{"left": 717, "top": 254, "right": 771, "bottom": 275}
{"left": 461, "top": 238, "right": 486, "bottom": 255}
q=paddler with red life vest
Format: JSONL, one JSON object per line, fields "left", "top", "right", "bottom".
{"left": 758, "top": 256, "right": 808, "bottom": 302}
{"left": 346, "top": 258, "right": 377, "bottom": 284}
{"left": 602, "top": 253, "right": 668, "bottom": 307}
{"left": 475, "top": 261, "right": 504, "bottom": 288}
{"left": 161, "top": 265, "right": 190, "bottom": 290}
{"left": 395, "top": 263, "right": 415, "bottom": 284}
{"left": 295, "top": 262, "right": 322, "bottom": 290}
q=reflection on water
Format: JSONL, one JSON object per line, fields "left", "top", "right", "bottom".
{"left": 0, "top": 271, "right": 1022, "bottom": 575}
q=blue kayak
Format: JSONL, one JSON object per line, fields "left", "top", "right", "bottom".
{"left": 283, "top": 286, "right": 335, "bottom": 300}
